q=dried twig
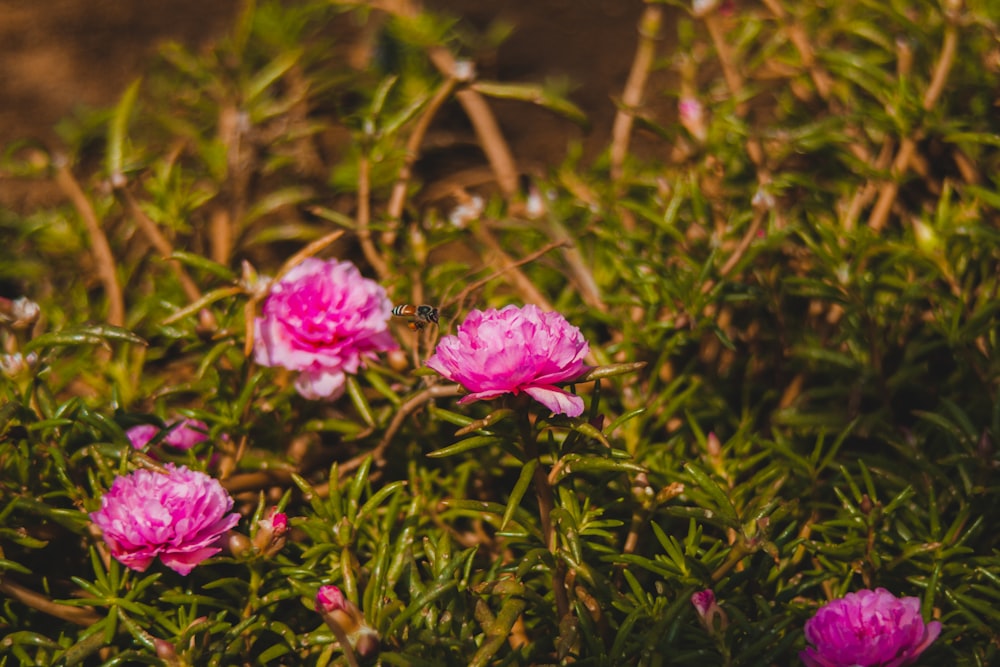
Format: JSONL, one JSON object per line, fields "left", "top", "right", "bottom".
{"left": 867, "top": 18, "right": 959, "bottom": 231}
{"left": 609, "top": 3, "right": 664, "bottom": 182}
{"left": 357, "top": 154, "right": 390, "bottom": 279}
{"left": 373, "top": 0, "right": 520, "bottom": 198}
{"left": 386, "top": 76, "right": 460, "bottom": 228}
{"left": 0, "top": 578, "right": 101, "bottom": 626}
{"left": 114, "top": 184, "right": 209, "bottom": 315}
{"left": 469, "top": 223, "right": 554, "bottom": 311}
{"left": 306, "top": 383, "right": 465, "bottom": 497}
{"left": 54, "top": 158, "right": 125, "bottom": 328}
{"left": 441, "top": 239, "right": 567, "bottom": 313}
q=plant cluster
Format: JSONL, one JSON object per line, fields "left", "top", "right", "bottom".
{"left": 1, "top": 0, "right": 999, "bottom": 665}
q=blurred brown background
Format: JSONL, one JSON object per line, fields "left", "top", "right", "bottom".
{"left": 0, "top": 0, "right": 652, "bottom": 162}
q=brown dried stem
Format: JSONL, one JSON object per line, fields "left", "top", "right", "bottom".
{"left": 114, "top": 185, "right": 212, "bottom": 324}
{"left": 441, "top": 239, "right": 567, "bottom": 313}
{"left": 0, "top": 578, "right": 101, "bottom": 626}
{"left": 305, "top": 383, "right": 465, "bottom": 497}
{"left": 759, "top": 0, "right": 833, "bottom": 100}
{"left": 469, "top": 223, "right": 554, "bottom": 311}
{"left": 385, "top": 76, "right": 460, "bottom": 230}
{"left": 704, "top": 12, "right": 744, "bottom": 111}
{"left": 373, "top": 0, "right": 520, "bottom": 198}
{"left": 609, "top": 3, "right": 664, "bottom": 182}
{"left": 357, "top": 154, "right": 390, "bottom": 279}
{"left": 867, "top": 19, "right": 958, "bottom": 232}
{"left": 54, "top": 159, "right": 124, "bottom": 328}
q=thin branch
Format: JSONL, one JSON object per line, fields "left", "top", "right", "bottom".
{"left": 54, "top": 158, "right": 124, "bottom": 328}
{"left": 114, "top": 184, "right": 213, "bottom": 329}
{"left": 356, "top": 154, "right": 390, "bottom": 280}
{"left": 609, "top": 3, "right": 664, "bottom": 182}
{"left": 385, "top": 76, "right": 460, "bottom": 227}
{"left": 759, "top": 0, "right": 833, "bottom": 100}
{"left": 373, "top": 0, "right": 520, "bottom": 198}
{"left": 469, "top": 223, "right": 554, "bottom": 311}
{"left": 868, "top": 20, "right": 959, "bottom": 232}
{"left": 441, "top": 239, "right": 567, "bottom": 313}
{"left": 307, "top": 383, "right": 465, "bottom": 496}
{"left": 704, "top": 12, "right": 744, "bottom": 110}
{"left": 0, "top": 578, "right": 101, "bottom": 626}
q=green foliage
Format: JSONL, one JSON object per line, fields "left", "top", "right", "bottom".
{"left": 1, "top": 0, "right": 999, "bottom": 664}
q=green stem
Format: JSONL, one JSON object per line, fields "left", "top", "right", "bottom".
{"left": 516, "top": 410, "right": 570, "bottom": 621}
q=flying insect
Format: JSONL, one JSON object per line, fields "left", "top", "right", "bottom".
{"left": 392, "top": 304, "right": 439, "bottom": 331}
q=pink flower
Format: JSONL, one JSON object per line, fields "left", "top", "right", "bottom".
{"left": 800, "top": 588, "right": 941, "bottom": 667}
{"left": 254, "top": 258, "right": 397, "bottom": 400}
{"left": 89, "top": 464, "right": 241, "bottom": 575}
{"left": 426, "top": 304, "right": 589, "bottom": 417}
{"left": 126, "top": 419, "right": 210, "bottom": 451}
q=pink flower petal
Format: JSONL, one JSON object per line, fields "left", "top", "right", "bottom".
{"left": 523, "top": 386, "right": 585, "bottom": 417}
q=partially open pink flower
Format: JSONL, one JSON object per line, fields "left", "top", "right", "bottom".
{"left": 426, "top": 304, "right": 589, "bottom": 417}
{"left": 254, "top": 258, "right": 397, "bottom": 400}
{"left": 89, "top": 464, "right": 240, "bottom": 575}
{"left": 127, "top": 418, "right": 210, "bottom": 451}
{"left": 801, "top": 588, "right": 941, "bottom": 667}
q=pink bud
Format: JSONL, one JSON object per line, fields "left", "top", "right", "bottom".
{"left": 316, "top": 585, "right": 347, "bottom": 614}
{"left": 678, "top": 97, "right": 707, "bottom": 143}
{"left": 691, "top": 589, "right": 728, "bottom": 634}
{"left": 253, "top": 508, "right": 289, "bottom": 557}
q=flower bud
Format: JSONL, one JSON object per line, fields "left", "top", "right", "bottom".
{"left": 691, "top": 589, "right": 729, "bottom": 634}
{"left": 154, "top": 638, "right": 183, "bottom": 666}
{"left": 678, "top": 97, "right": 707, "bottom": 143}
{"left": 315, "top": 585, "right": 380, "bottom": 661}
{"left": 252, "top": 508, "right": 289, "bottom": 557}
{"left": 0, "top": 352, "right": 37, "bottom": 378}
{"left": 0, "top": 296, "right": 40, "bottom": 330}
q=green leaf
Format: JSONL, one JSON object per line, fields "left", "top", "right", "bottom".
{"left": 426, "top": 435, "right": 503, "bottom": 458}
{"left": 501, "top": 458, "right": 538, "bottom": 531}
{"left": 24, "top": 325, "right": 146, "bottom": 354}
{"left": 107, "top": 78, "right": 142, "bottom": 177}
{"left": 472, "top": 80, "right": 588, "bottom": 125}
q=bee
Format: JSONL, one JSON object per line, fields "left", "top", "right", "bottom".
{"left": 392, "top": 304, "right": 439, "bottom": 331}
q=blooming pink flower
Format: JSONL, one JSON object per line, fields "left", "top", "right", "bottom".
{"left": 254, "top": 258, "right": 397, "bottom": 400}
{"left": 800, "top": 588, "right": 941, "bottom": 667}
{"left": 89, "top": 464, "right": 241, "bottom": 575}
{"left": 426, "top": 304, "right": 589, "bottom": 417}
{"left": 126, "top": 419, "right": 210, "bottom": 451}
